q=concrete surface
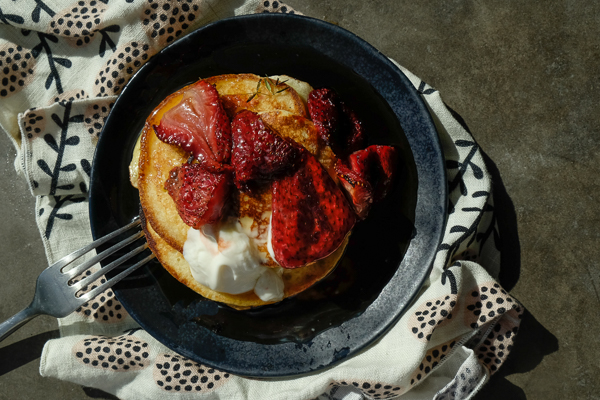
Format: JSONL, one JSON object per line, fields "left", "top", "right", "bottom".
{"left": 1, "top": 1, "right": 599, "bottom": 399}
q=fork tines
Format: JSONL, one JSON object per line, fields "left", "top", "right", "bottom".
{"left": 53, "top": 218, "right": 154, "bottom": 300}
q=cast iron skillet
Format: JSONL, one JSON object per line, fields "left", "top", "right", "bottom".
{"left": 89, "top": 14, "right": 446, "bottom": 378}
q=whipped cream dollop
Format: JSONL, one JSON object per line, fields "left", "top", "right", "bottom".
{"left": 182, "top": 218, "right": 284, "bottom": 302}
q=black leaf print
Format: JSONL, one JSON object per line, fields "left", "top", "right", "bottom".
{"left": 450, "top": 225, "right": 469, "bottom": 234}
{"left": 45, "top": 73, "right": 54, "bottom": 90}
{"left": 69, "top": 114, "right": 84, "bottom": 123}
{"left": 55, "top": 213, "right": 72, "bottom": 220}
{"left": 441, "top": 270, "right": 458, "bottom": 294}
{"left": 462, "top": 207, "right": 482, "bottom": 213}
{"left": 98, "top": 39, "right": 106, "bottom": 58}
{"left": 51, "top": 113, "right": 64, "bottom": 129}
{"left": 37, "top": 159, "right": 52, "bottom": 176}
{"left": 60, "top": 163, "right": 77, "bottom": 172}
{"left": 459, "top": 179, "right": 467, "bottom": 196}
{"left": 79, "top": 182, "right": 87, "bottom": 192}
{"left": 32, "top": 0, "right": 56, "bottom": 23}
{"left": 32, "top": 33, "right": 71, "bottom": 94}
{"left": 455, "top": 140, "right": 475, "bottom": 147}
{"left": 38, "top": 102, "right": 85, "bottom": 195}
{"left": 65, "top": 136, "right": 80, "bottom": 146}
{"left": 44, "top": 195, "right": 85, "bottom": 239}
{"left": 55, "top": 184, "right": 74, "bottom": 191}
{"left": 54, "top": 57, "right": 72, "bottom": 68}
{"left": 447, "top": 140, "right": 483, "bottom": 196}
{"left": 98, "top": 25, "right": 120, "bottom": 57}
{"left": 81, "top": 159, "right": 92, "bottom": 176}
{"left": 440, "top": 209, "right": 489, "bottom": 266}
{"left": 417, "top": 81, "right": 437, "bottom": 95}
{"left": 438, "top": 243, "right": 452, "bottom": 251}
{"left": 31, "top": 43, "right": 43, "bottom": 58}
{"left": 0, "top": 7, "right": 25, "bottom": 25}
{"left": 44, "top": 134, "right": 59, "bottom": 152}
{"left": 470, "top": 162, "right": 483, "bottom": 179}
{"left": 472, "top": 191, "right": 489, "bottom": 198}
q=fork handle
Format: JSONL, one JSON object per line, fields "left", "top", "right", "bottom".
{"left": 0, "top": 305, "right": 40, "bottom": 343}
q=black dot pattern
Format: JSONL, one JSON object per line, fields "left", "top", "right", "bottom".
{"left": 409, "top": 294, "right": 458, "bottom": 342}
{"left": 474, "top": 307, "right": 522, "bottom": 375}
{"left": 21, "top": 108, "right": 47, "bottom": 140}
{"left": 435, "top": 365, "right": 481, "bottom": 400}
{"left": 84, "top": 99, "right": 114, "bottom": 138}
{"left": 73, "top": 334, "right": 151, "bottom": 371}
{"left": 464, "top": 282, "right": 519, "bottom": 330}
{"left": 141, "top": 0, "right": 201, "bottom": 46}
{"left": 328, "top": 380, "right": 403, "bottom": 399}
{"left": 153, "top": 353, "right": 231, "bottom": 393}
{"left": 256, "top": 1, "right": 302, "bottom": 15}
{"left": 0, "top": 43, "right": 35, "bottom": 98}
{"left": 53, "top": 89, "right": 88, "bottom": 105}
{"left": 48, "top": 0, "right": 108, "bottom": 46}
{"left": 93, "top": 41, "right": 153, "bottom": 97}
{"left": 72, "top": 268, "right": 126, "bottom": 323}
{"left": 410, "top": 340, "right": 457, "bottom": 386}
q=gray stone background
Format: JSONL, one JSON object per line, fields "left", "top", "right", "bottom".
{"left": 1, "top": 1, "right": 599, "bottom": 399}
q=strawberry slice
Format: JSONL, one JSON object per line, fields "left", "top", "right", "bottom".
{"left": 340, "top": 101, "right": 366, "bottom": 154}
{"left": 308, "top": 88, "right": 340, "bottom": 147}
{"left": 231, "top": 110, "right": 302, "bottom": 191}
{"left": 164, "top": 162, "right": 231, "bottom": 228}
{"left": 334, "top": 160, "right": 373, "bottom": 219}
{"left": 348, "top": 145, "right": 399, "bottom": 201}
{"left": 271, "top": 151, "right": 356, "bottom": 268}
{"left": 307, "top": 88, "right": 366, "bottom": 155}
{"left": 154, "top": 80, "right": 231, "bottom": 171}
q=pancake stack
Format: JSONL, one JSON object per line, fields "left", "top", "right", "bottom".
{"left": 131, "top": 74, "right": 349, "bottom": 309}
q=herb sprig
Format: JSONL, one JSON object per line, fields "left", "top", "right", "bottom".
{"left": 247, "top": 76, "right": 289, "bottom": 102}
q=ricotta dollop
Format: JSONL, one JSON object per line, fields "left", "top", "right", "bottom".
{"left": 182, "top": 218, "right": 284, "bottom": 302}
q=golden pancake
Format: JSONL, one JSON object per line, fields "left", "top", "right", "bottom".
{"left": 203, "top": 73, "right": 307, "bottom": 118}
{"left": 135, "top": 73, "right": 347, "bottom": 308}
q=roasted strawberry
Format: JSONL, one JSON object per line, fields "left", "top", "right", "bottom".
{"left": 349, "top": 145, "right": 399, "bottom": 201}
{"left": 271, "top": 151, "right": 356, "bottom": 268}
{"left": 164, "top": 162, "right": 231, "bottom": 228}
{"left": 334, "top": 160, "right": 373, "bottom": 219}
{"left": 340, "top": 101, "right": 366, "bottom": 153}
{"left": 307, "top": 88, "right": 366, "bottom": 155}
{"left": 154, "top": 80, "right": 231, "bottom": 171}
{"left": 308, "top": 88, "right": 340, "bottom": 147}
{"left": 231, "top": 110, "right": 302, "bottom": 190}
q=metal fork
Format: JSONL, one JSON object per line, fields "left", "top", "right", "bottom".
{"left": 0, "top": 218, "right": 154, "bottom": 342}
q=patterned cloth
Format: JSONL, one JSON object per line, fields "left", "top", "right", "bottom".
{"left": 0, "top": 1, "right": 523, "bottom": 399}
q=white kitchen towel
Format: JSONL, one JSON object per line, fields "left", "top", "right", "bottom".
{"left": 0, "top": 1, "right": 523, "bottom": 399}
